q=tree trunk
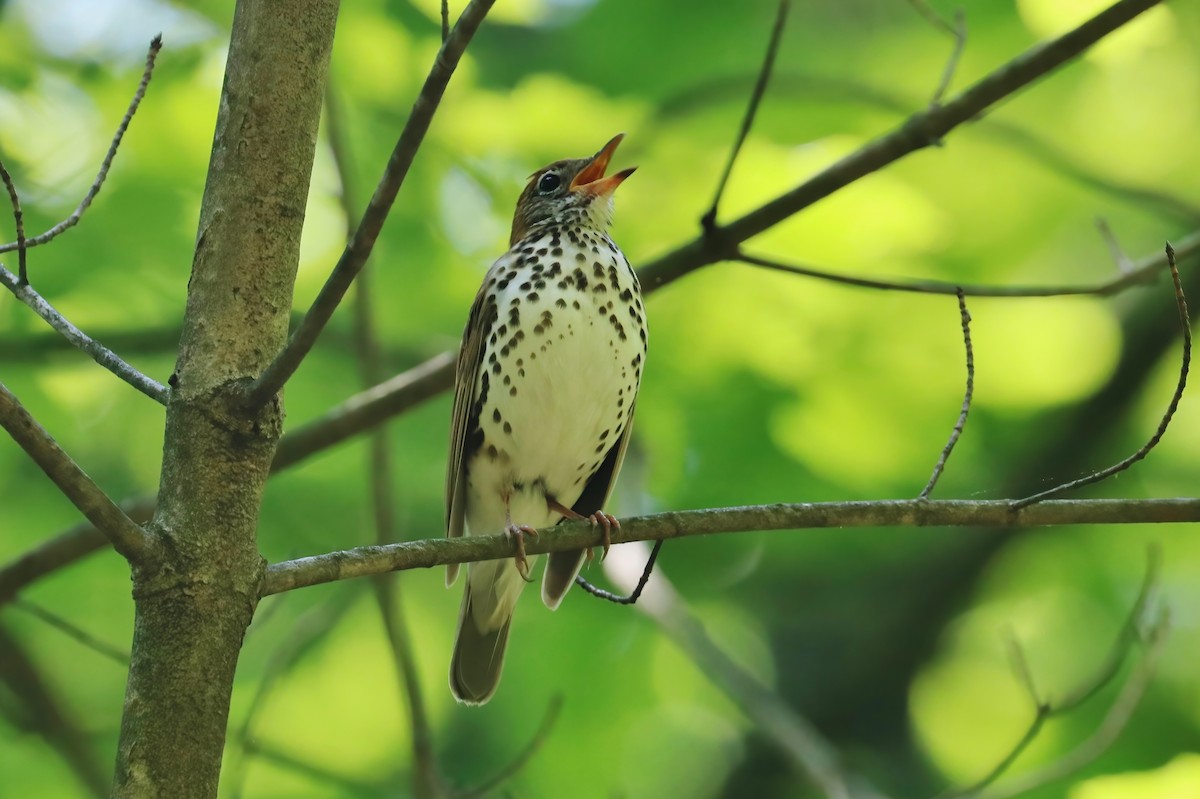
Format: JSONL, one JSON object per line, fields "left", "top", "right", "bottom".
{"left": 111, "top": 2, "right": 339, "bottom": 796}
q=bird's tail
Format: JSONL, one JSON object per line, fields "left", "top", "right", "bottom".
{"left": 449, "top": 559, "right": 525, "bottom": 704}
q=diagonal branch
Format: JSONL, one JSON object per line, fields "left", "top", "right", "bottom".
{"left": 0, "top": 36, "right": 162, "bottom": 256}
{"left": 0, "top": 158, "right": 27, "bottom": 283}
{"left": 1015, "top": 243, "right": 1190, "bottom": 508}
{"left": 0, "top": 266, "right": 169, "bottom": 402}
{"left": 700, "top": 0, "right": 789, "bottom": 232}
{"left": 642, "top": 0, "right": 1166, "bottom": 293}
{"left": 260, "top": 498, "right": 1200, "bottom": 596}
{"left": 245, "top": 0, "right": 496, "bottom": 407}
{"left": 0, "top": 382, "right": 155, "bottom": 564}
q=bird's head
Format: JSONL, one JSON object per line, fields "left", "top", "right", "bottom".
{"left": 509, "top": 134, "right": 636, "bottom": 246}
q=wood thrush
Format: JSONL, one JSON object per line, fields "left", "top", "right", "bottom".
{"left": 446, "top": 134, "right": 646, "bottom": 704}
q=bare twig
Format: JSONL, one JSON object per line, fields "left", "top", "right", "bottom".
{"left": 1015, "top": 243, "right": 1189, "bottom": 508}
{"left": 260, "top": 498, "right": 1200, "bottom": 596}
{"left": 241, "top": 738, "right": 381, "bottom": 796}
{"left": 441, "top": 0, "right": 450, "bottom": 42}
{"left": 11, "top": 598, "right": 130, "bottom": 666}
{"left": 0, "top": 623, "right": 108, "bottom": 797}
{"left": 603, "top": 542, "right": 859, "bottom": 798}
{"left": 0, "top": 382, "right": 155, "bottom": 563}
{"left": 229, "top": 587, "right": 361, "bottom": 799}
{"left": 1095, "top": 217, "right": 1135, "bottom": 273}
{"left": 0, "top": 157, "right": 27, "bottom": 283}
{"left": 905, "top": 0, "right": 967, "bottom": 108}
{"left": 645, "top": 0, "right": 1167, "bottom": 293}
{"left": 0, "top": 36, "right": 162, "bottom": 255}
{"left": 574, "top": 539, "right": 663, "bottom": 605}
{"left": 735, "top": 227, "right": 1200, "bottom": 296}
{"left": 981, "top": 608, "right": 1170, "bottom": 799}
{"left": 919, "top": 289, "right": 973, "bottom": 499}
{"left": 246, "top": 0, "right": 496, "bottom": 407}
{"left": 0, "top": 266, "right": 169, "bottom": 402}
{"left": 456, "top": 696, "right": 565, "bottom": 799}
{"left": 700, "top": 0, "right": 789, "bottom": 233}
{"left": 0, "top": 497, "right": 154, "bottom": 606}
{"left": 326, "top": 82, "right": 443, "bottom": 799}
{"left": 938, "top": 548, "right": 1162, "bottom": 798}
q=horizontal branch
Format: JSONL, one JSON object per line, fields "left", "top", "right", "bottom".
{"left": 261, "top": 498, "right": 1200, "bottom": 596}
{"left": 0, "top": 382, "right": 155, "bottom": 563}
{"left": 739, "top": 227, "right": 1200, "bottom": 298}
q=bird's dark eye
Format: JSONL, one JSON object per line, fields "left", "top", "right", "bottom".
{"left": 536, "top": 172, "right": 561, "bottom": 195}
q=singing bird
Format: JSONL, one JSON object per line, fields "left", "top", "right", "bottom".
{"left": 446, "top": 135, "right": 647, "bottom": 704}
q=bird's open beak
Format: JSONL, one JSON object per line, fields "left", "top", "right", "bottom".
{"left": 569, "top": 133, "right": 637, "bottom": 196}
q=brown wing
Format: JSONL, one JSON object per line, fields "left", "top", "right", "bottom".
{"left": 542, "top": 401, "right": 638, "bottom": 607}
{"left": 445, "top": 258, "right": 504, "bottom": 587}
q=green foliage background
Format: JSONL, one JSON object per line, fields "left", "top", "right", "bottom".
{"left": 1, "top": 0, "right": 1198, "bottom": 797}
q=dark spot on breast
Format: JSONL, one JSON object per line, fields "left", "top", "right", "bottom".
{"left": 556, "top": 298, "right": 567, "bottom": 308}
{"left": 520, "top": 281, "right": 532, "bottom": 291}
{"left": 492, "top": 408, "right": 502, "bottom": 423}
{"left": 551, "top": 247, "right": 563, "bottom": 256}
{"left": 503, "top": 421, "right": 512, "bottom": 434}
{"left": 594, "top": 283, "right": 608, "bottom": 293}
{"left": 528, "top": 292, "right": 539, "bottom": 302}
{"left": 620, "top": 288, "right": 633, "bottom": 301}
{"left": 575, "top": 252, "right": 586, "bottom": 262}
{"left": 537, "top": 247, "right": 549, "bottom": 256}
{"left": 599, "top": 429, "right": 610, "bottom": 440}
{"left": 572, "top": 300, "right": 581, "bottom": 310}
{"left": 534, "top": 324, "right": 544, "bottom": 335}
{"left": 486, "top": 444, "right": 499, "bottom": 460}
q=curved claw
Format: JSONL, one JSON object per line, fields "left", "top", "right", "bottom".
{"left": 505, "top": 522, "right": 539, "bottom": 582}
{"left": 588, "top": 511, "right": 619, "bottom": 560}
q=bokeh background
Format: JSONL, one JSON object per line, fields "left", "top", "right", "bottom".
{"left": 2, "top": 0, "right": 1198, "bottom": 797}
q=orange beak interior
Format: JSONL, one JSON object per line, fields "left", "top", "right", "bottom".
{"left": 570, "top": 134, "right": 636, "bottom": 195}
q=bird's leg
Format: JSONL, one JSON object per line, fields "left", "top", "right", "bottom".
{"left": 503, "top": 490, "right": 538, "bottom": 583}
{"left": 545, "top": 497, "right": 619, "bottom": 562}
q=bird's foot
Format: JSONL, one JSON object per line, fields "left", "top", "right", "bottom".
{"left": 545, "top": 497, "right": 619, "bottom": 564}
{"left": 504, "top": 521, "right": 538, "bottom": 582}
{"left": 583, "top": 511, "right": 619, "bottom": 564}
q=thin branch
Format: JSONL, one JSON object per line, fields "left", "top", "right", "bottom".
{"left": 246, "top": 0, "right": 496, "bottom": 407}
{"left": 441, "top": 0, "right": 450, "bottom": 42}
{"left": 981, "top": 608, "right": 1169, "bottom": 799}
{"left": 0, "top": 622, "right": 109, "bottom": 797}
{"left": 0, "top": 496, "right": 155, "bottom": 606}
{"left": 271, "top": 350, "right": 454, "bottom": 469}
{"left": 574, "top": 539, "right": 663, "bottom": 605}
{"left": 0, "top": 382, "right": 155, "bottom": 563}
{"left": 0, "top": 36, "right": 162, "bottom": 255}
{"left": 1095, "top": 217, "right": 1135, "bottom": 273}
{"left": 1015, "top": 243, "right": 1189, "bottom": 508}
{"left": 326, "top": 82, "right": 442, "bottom": 799}
{"left": 229, "top": 587, "right": 361, "bottom": 799}
{"left": 11, "top": 598, "right": 130, "bottom": 666}
{"left": 735, "top": 226, "right": 1200, "bottom": 297}
{"left": 241, "top": 738, "right": 381, "bottom": 797}
{"left": 643, "top": 0, "right": 1168, "bottom": 293}
{"left": 919, "top": 289, "right": 974, "bottom": 499}
{"left": 905, "top": 0, "right": 968, "bottom": 109}
{"left": 0, "top": 157, "right": 27, "bottom": 283}
{"left": 602, "top": 542, "right": 860, "bottom": 798}
{"left": 0, "top": 266, "right": 169, "bottom": 402}
{"left": 260, "top": 498, "right": 1200, "bottom": 596}
{"left": 456, "top": 696, "right": 565, "bottom": 799}
{"left": 938, "top": 548, "right": 1161, "bottom": 798}
{"left": 700, "top": 0, "right": 789, "bottom": 232}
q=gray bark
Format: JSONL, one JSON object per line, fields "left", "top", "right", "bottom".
{"left": 111, "top": 2, "right": 339, "bottom": 796}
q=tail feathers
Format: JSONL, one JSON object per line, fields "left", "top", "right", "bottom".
{"left": 542, "top": 549, "right": 587, "bottom": 610}
{"left": 449, "top": 585, "right": 512, "bottom": 705}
